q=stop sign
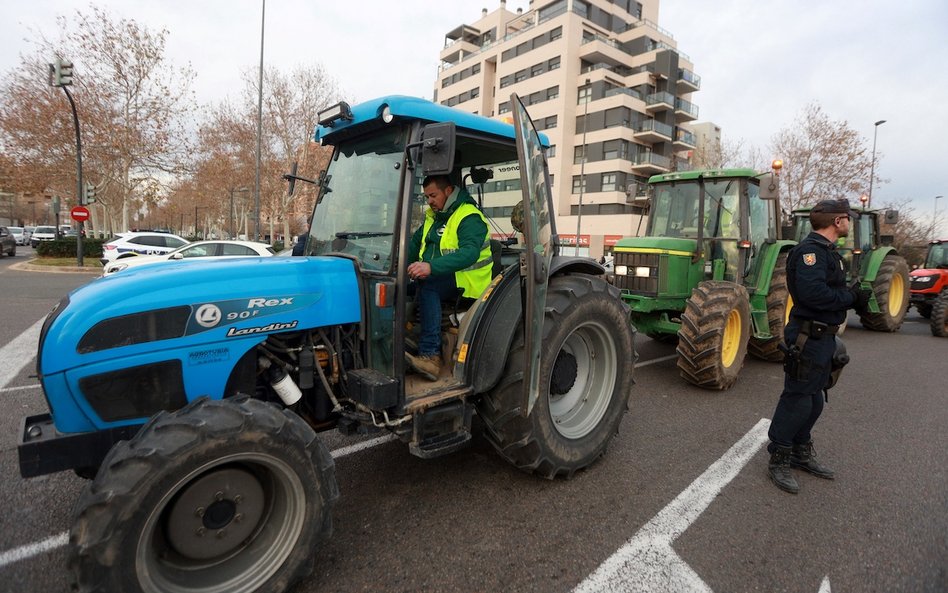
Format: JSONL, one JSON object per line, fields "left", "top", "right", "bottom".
{"left": 70, "top": 206, "right": 90, "bottom": 222}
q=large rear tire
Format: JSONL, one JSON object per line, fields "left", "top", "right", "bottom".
{"left": 69, "top": 396, "right": 338, "bottom": 593}
{"left": 477, "top": 274, "right": 636, "bottom": 479}
{"left": 677, "top": 281, "right": 751, "bottom": 390}
{"left": 749, "top": 252, "right": 788, "bottom": 362}
{"left": 860, "top": 255, "right": 910, "bottom": 332}
{"left": 931, "top": 293, "right": 948, "bottom": 337}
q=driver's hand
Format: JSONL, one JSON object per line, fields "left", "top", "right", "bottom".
{"left": 408, "top": 261, "right": 432, "bottom": 280}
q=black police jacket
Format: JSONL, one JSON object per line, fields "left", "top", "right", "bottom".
{"left": 786, "top": 232, "right": 856, "bottom": 325}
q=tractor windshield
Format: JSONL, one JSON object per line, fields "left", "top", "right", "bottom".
{"left": 649, "top": 178, "right": 741, "bottom": 239}
{"left": 925, "top": 242, "right": 947, "bottom": 268}
{"left": 307, "top": 126, "right": 407, "bottom": 272}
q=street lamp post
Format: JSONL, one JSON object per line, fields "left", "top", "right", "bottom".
{"left": 575, "top": 78, "right": 591, "bottom": 256}
{"left": 934, "top": 195, "right": 944, "bottom": 240}
{"left": 868, "top": 119, "right": 886, "bottom": 208}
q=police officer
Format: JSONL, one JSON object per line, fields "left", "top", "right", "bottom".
{"left": 767, "top": 199, "right": 872, "bottom": 494}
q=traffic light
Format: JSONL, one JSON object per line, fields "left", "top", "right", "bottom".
{"left": 83, "top": 182, "right": 97, "bottom": 204}
{"left": 49, "top": 58, "right": 74, "bottom": 87}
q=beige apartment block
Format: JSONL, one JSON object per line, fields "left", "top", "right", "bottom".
{"left": 434, "top": 0, "right": 700, "bottom": 257}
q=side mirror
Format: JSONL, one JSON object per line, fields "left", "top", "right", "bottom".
{"left": 420, "top": 122, "right": 456, "bottom": 176}
{"left": 759, "top": 172, "right": 779, "bottom": 200}
{"left": 884, "top": 209, "right": 899, "bottom": 224}
{"left": 170, "top": 253, "right": 184, "bottom": 260}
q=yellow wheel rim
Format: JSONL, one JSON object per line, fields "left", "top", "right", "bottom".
{"left": 887, "top": 273, "right": 905, "bottom": 315}
{"left": 722, "top": 309, "right": 741, "bottom": 367}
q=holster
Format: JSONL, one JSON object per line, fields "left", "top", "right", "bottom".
{"left": 825, "top": 336, "right": 850, "bottom": 390}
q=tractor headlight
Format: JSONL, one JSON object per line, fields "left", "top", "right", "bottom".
{"left": 634, "top": 266, "right": 651, "bottom": 277}
{"left": 913, "top": 275, "right": 932, "bottom": 282}
{"left": 615, "top": 265, "right": 628, "bottom": 276}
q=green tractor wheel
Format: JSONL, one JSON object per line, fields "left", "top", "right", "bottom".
{"left": 749, "top": 252, "right": 788, "bottom": 362}
{"left": 677, "top": 281, "right": 750, "bottom": 390}
{"left": 860, "top": 255, "right": 910, "bottom": 332}
{"left": 931, "top": 292, "right": 948, "bottom": 337}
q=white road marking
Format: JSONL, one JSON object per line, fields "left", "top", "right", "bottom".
{"left": 636, "top": 354, "right": 677, "bottom": 368}
{"left": 573, "top": 418, "right": 771, "bottom": 593}
{"left": 819, "top": 576, "right": 832, "bottom": 593}
{"left": 0, "top": 384, "right": 42, "bottom": 394}
{"left": 0, "top": 533, "right": 68, "bottom": 570}
{"left": 0, "top": 318, "right": 44, "bottom": 388}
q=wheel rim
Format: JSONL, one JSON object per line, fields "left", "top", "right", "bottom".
{"left": 887, "top": 273, "right": 905, "bottom": 315}
{"left": 137, "top": 452, "right": 307, "bottom": 593}
{"left": 721, "top": 309, "right": 742, "bottom": 367}
{"left": 548, "top": 320, "right": 618, "bottom": 440}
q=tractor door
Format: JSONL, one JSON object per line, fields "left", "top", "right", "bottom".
{"left": 510, "top": 94, "right": 554, "bottom": 416}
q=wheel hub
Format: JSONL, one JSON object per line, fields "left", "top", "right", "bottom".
{"left": 550, "top": 350, "right": 578, "bottom": 395}
{"left": 164, "top": 467, "right": 265, "bottom": 561}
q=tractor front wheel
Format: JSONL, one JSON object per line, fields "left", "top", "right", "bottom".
{"left": 477, "top": 274, "right": 636, "bottom": 479}
{"left": 860, "top": 255, "right": 910, "bottom": 332}
{"left": 931, "top": 293, "right": 948, "bottom": 337}
{"left": 677, "top": 281, "right": 751, "bottom": 390}
{"left": 69, "top": 396, "right": 338, "bottom": 593}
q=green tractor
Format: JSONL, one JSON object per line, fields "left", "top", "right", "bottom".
{"left": 785, "top": 206, "right": 909, "bottom": 332}
{"left": 613, "top": 166, "right": 794, "bottom": 390}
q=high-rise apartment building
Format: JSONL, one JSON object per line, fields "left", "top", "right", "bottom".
{"left": 434, "top": 0, "right": 699, "bottom": 257}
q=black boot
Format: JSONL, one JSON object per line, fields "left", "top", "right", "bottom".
{"left": 791, "top": 441, "right": 835, "bottom": 479}
{"left": 768, "top": 446, "right": 800, "bottom": 494}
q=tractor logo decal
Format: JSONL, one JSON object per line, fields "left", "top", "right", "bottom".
{"left": 195, "top": 304, "right": 222, "bottom": 327}
{"left": 185, "top": 294, "right": 321, "bottom": 336}
{"left": 803, "top": 253, "right": 816, "bottom": 266}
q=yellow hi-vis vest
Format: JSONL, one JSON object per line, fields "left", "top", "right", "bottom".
{"left": 420, "top": 203, "right": 492, "bottom": 298}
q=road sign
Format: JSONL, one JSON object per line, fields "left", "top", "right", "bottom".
{"left": 70, "top": 206, "right": 90, "bottom": 222}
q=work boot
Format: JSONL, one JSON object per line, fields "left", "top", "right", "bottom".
{"left": 405, "top": 353, "right": 442, "bottom": 382}
{"left": 768, "top": 446, "right": 800, "bottom": 494}
{"left": 791, "top": 441, "right": 835, "bottom": 479}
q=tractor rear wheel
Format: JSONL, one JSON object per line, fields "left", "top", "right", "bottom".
{"left": 677, "top": 281, "right": 751, "bottom": 390}
{"left": 477, "top": 274, "right": 635, "bottom": 479}
{"left": 749, "top": 252, "right": 789, "bottom": 362}
{"left": 69, "top": 396, "right": 338, "bottom": 593}
{"left": 859, "top": 255, "right": 910, "bottom": 332}
{"left": 931, "top": 293, "right": 948, "bottom": 337}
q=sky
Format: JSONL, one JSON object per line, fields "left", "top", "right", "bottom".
{"left": 2, "top": 0, "right": 947, "bottom": 235}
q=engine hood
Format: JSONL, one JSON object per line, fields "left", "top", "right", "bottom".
{"left": 613, "top": 236, "right": 698, "bottom": 255}
{"left": 910, "top": 267, "right": 945, "bottom": 277}
{"left": 40, "top": 256, "right": 362, "bottom": 375}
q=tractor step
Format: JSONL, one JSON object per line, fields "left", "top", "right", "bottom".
{"left": 409, "top": 400, "right": 473, "bottom": 459}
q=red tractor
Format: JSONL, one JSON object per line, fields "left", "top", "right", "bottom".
{"left": 909, "top": 239, "right": 948, "bottom": 318}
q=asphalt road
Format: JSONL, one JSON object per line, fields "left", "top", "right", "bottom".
{"left": 0, "top": 255, "right": 944, "bottom": 593}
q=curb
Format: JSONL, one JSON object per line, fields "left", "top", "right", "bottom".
{"left": 9, "top": 259, "right": 102, "bottom": 275}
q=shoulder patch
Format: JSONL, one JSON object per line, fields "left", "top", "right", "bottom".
{"left": 803, "top": 253, "right": 817, "bottom": 266}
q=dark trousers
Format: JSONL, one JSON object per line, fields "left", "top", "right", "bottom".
{"left": 768, "top": 319, "right": 836, "bottom": 451}
{"left": 412, "top": 274, "right": 459, "bottom": 357}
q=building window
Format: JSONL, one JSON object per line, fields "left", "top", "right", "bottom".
{"left": 500, "top": 76, "right": 512, "bottom": 89}
{"left": 471, "top": 87, "right": 479, "bottom": 99}
{"left": 546, "top": 115, "right": 558, "bottom": 129}
{"left": 602, "top": 173, "right": 617, "bottom": 192}
{"left": 573, "top": 145, "right": 587, "bottom": 164}
{"left": 549, "top": 56, "right": 561, "bottom": 70}
{"left": 550, "top": 26, "right": 563, "bottom": 41}
{"left": 547, "top": 86, "right": 559, "bottom": 100}
{"left": 515, "top": 70, "right": 527, "bottom": 83}
{"left": 578, "top": 86, "right": 592, "bottom": 105}
{"left": 472, "top": 63, "right": 481, "bottom": 74}
{"left": 531, "top": 63, "right": 544, "bottom": 77}
{"left": 547, "top": 145, "right": 556, "bottom": 157}
{"left": 499, "top": 102, "right": 511, "bottom": 114}
{"left": 572, "top": 176, "right": 586, "bottom": 194}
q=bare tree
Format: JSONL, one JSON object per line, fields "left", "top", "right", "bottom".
{"left": 0, "top": 5, "right": 196, "bottom": 235}
{"left": 770, "top": 102, "right": 882, "bottom": 213}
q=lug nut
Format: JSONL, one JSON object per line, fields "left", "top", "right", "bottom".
{"left": 216, "top": 529, "right": 226, "bottom": 539}
{"left": 215, "top": 491, "right": 224, "bottom": 501}
{"left": 195, "top": 506, "right": 205, "bottom": 517}
{"left": 196, "top": 527, "right": 205, "bottom": 536}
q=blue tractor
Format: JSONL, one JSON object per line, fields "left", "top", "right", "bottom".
{"left": 19, "top": 94, "right": 636, "bottom": 593}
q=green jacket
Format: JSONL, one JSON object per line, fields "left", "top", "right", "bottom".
{"left": 409, "top": 187, "right": 489, "bottom": 277}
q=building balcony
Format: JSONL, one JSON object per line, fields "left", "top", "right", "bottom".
{"left": 579, "top": 34, "right": 630, "bottom": 68}
{"left": 631, "top": 150, "right": 671, "bottom": 175}
{"left": 674, "top": 98, "right": 699, "bottom": 121}
{"left": 645, "top": 91, "right": 675, "bottom": 113}
{"left": 633, "top": 118, "right": 673, "bottom": 143}
{"left": 673, "top": 128, "right": 696, "bottom": 149}
{"left": 440, "top": 38, "right": 481, "bottom": 65}
{"left": 677, "top": 69, "right": 701, "bottom": 93}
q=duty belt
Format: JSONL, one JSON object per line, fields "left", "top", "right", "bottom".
{"left": 794, "top": 319, "right": 838, "bottom": 351}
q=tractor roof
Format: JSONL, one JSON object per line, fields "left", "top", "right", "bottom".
{"left": 648, "top": 168, "right": 760, "bottom": 183}
{"left": 314, "top": 95, "right": 549, "bottom": 147}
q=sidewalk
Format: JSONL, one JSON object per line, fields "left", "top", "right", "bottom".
{"left": 9, "top": 259, "right": 102, "bottom": 274}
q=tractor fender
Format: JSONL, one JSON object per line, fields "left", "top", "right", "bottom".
{"left": 461, "top": 255, "right": 604, "bottom": 394}
{"left": 861, "top": 245, "right": 898, "bottom": 282}
{"left": 752, "top": 240, "right": 796, "bottom": 295}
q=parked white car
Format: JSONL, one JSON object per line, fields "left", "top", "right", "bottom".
{"left": 102, "top": 240, "right": 276, "bottom": 275}
{"left": 100, "top": 232, "right": 189, "bottom": 265}
{"left": 29, "top": 225, "right": 58, "bottom": 248}
{"left": 9, "top": 226, "right": 26, "bottom": 245}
